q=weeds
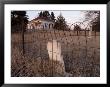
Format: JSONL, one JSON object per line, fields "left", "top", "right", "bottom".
{"left": 11, "top": 30, "right": 100, "bottom": 77}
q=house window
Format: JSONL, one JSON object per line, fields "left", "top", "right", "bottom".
{"left": 42, "top": 25, "right": 44, "bottom": 29}
{"left": 45, "top": 23, "right": 46, "bottom": 28}
{"left": 49, "top": 23, "right": 53, "bottom": 29}
{"left": 45, "top": 23, "right": 48, "bottom": 28}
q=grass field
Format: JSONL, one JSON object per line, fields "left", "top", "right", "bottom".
{"left": 11, "top": 30, "right": 100, "bottom": 77}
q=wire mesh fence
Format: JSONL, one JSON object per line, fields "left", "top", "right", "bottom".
{"left": 11, "top": 29, "right": 100, "bottom": 77}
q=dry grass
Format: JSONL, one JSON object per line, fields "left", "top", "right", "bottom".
{"left": 11, "top": 30, "right": 100, "bottom": 77}
{"left": 11, "top": 46, "right": 66, "bottom": 77}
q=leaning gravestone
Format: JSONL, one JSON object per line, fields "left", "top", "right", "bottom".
{"left": 47, "top": 40, "right": 65, "bottom": 76}
{"left": 47, "top": 40, "right": 72, "bottom": 76}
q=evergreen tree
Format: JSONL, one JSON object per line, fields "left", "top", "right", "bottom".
{"left": 50, "top": 12, "right": 55, "bottom": 21}
{"left": 11, "top": 11, "right": 28, "bottom": 32}
{"left": 54, "top": 13, "right": 68, "bottom": 30}
{"left": 38, "top": 11, "right": 56, "bottom": 21}
{"left": 39, "top": 11, "right": 43, "bottom": 17}
{"left": 42, "top": 11, "right": 50, "bottom": 19}
{"left": 92, "top": 14, "right": 100, "bottom": 32}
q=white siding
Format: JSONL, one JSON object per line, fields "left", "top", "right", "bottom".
{"left": 27, "top": 19, "right": 54, "bottom": 30}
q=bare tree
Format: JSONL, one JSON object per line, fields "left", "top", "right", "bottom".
{"left": 84, "top": 11, "right": 100, "bottom": 32}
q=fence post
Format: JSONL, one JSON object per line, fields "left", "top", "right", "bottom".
{"left": 95, "top": 29, "right": 96, "bottom": 38}
{"left": 22, "top": 20, "right": 25, "bottom": 55}
{"left": 85, "top": 28, "right": 86, "bottom": 36}
{"left": 77, "top": 30, "right": 78, "bottom": 36}
{"left": 88, "top": 25, "right": 92, "bottom": 38}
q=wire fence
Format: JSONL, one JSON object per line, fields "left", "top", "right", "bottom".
{"left": 11, "top": 29, "right": 100, "bottom": 77}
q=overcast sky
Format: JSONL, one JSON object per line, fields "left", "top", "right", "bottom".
{"left": 26, "top": 10, "right": 86, "bottom": 25}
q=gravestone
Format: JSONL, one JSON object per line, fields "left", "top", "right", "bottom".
{"left": 47, "top": 40, "right": 64, "bottom": 64}
{"left": 47, "top": 40, "right": 65, "bottom": 76}
{"left": 47, "top": 40, "right": 72, "bottom": 76}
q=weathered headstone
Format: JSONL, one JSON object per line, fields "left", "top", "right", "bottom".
{"left": 47, "top": 40, "right": 64, "bottom": 64}
{"left": 47, "top": 40, "right": 72, "bottom": 76}
{"left": 47, "top": 40, "right": 65, "bottom": 76}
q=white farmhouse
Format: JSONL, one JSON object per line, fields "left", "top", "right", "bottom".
{"left": 27, "top": 17, "right": 54, "bottom": 30}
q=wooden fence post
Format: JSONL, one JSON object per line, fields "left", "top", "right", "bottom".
{"left": 22, "top": 20, "right": 25, "bottom": 55}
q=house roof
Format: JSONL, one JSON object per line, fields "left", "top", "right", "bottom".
{"left": 29, "top": 17, "right": 55, "bottom": 23}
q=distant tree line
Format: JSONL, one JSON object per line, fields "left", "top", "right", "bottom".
{"left": 11, "top": 11, "right": 100, "bottom": 32}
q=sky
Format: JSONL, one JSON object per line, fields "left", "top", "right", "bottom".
{"left": 26, "top": 10, "right": 86, "bottom": 26}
